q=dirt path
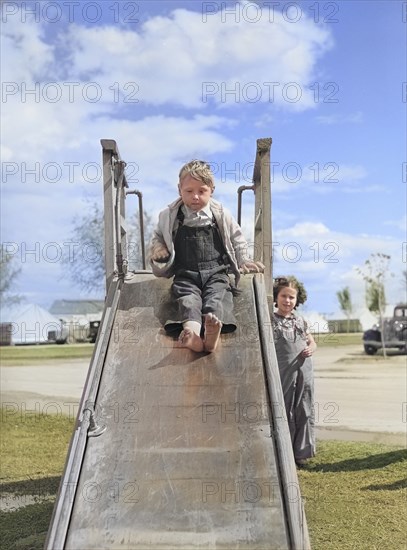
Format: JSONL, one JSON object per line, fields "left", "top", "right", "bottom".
{"left": 0, "top": 359, "right": 89, "bottom": 420}
{"left": 314, "top": 345, "right": 406, "bottom": 446}
{"left": 1, "top": 346, "right": 406, "bottom": 445}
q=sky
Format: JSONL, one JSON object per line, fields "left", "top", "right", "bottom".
{"left": 1, "top": 0, "right": 406, "bottom": 319}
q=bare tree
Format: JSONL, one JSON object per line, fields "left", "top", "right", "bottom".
{"left": 62, "top": 202, "right": 153, "bottom": 294}
{"left": 0, "top": 247, "right": 23, "bottom": 306}
{"left": 402, "top": 270, "right": 407, "bottom": 295}
{"left": 336, "top": 286, "right": 353, "bottom": 332}
{"left": 356, "top": 253, "right": 392, "bottom": 357}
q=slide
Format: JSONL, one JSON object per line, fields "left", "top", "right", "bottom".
{"left": 46, "top": 273, "right": 309, "bottom": 549}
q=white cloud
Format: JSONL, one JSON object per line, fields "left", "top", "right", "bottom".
{"left": 275, "top": 221, "right": 400, "bottom": 261}
{"left": 58, "top": 2, "right": 333, "bottom": 110}
{"left": 384, "top": 215, "right": 407, "bottom": 232}
{"left": 1, "top": 1, "right": 334, "bottom": 188}
{"left": 271, "top": 163, "right": 373, "bottom": 194}
{"left": 3, "top": 1, "right": 398, "bottom": 319}
{"left": 276, "top": 221, "right": 330, "bottom": 238}
{"left": 1, "top": 15, "right": 55, "bottom": 82}
{"left": 1, "top": 145, "right": 13, "bottom": 162}
{"left": 333, "top": 164, "right": 367, "bottom": 182}
{"left": 316, "top": 111, "right": 363, "bottom": 125}
{"left": 272, "top": 221, "right": 404, "bottom": 313}
{"left": 1, "top": 113, "right": 237, "bottom": 242}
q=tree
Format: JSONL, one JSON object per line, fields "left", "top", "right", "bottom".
{"left": 365, "top": 280, "right": 386, "bottom": 314}
{"left": 336, "top": 286, "right": 353, "bottom": 332}
{"left": 0, "top": 248, "right": 23, "bottom": 306}
{"left": 402, "top": 270, "right": 407, "bottom": 294}
{"left": 62, "top": 202, "right": 153, "bottom": 294}
{"left": 127, "top": 209, "right": 154, "bottom": 272}
{"left": 356, "top": 253, "right": 392, "bottom": 357}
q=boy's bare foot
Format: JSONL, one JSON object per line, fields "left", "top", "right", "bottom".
{"left": 203, "top": 313, "right": 222, "bottom": 352}
{"left": 178, "top": 328, "right": 204, "bottom": 352}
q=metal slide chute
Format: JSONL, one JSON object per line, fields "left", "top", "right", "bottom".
{"left": 45, "top": 139, "right": 310, "bottom": 549}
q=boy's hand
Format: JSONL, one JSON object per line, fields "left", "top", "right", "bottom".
{"left": 151, "top": 243, "right": 170, "bottom": 263}
{"left": 239, "top": 261, "right": 265, "bottom": 274}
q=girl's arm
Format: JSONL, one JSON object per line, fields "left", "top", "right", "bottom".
{"left": 302, "top": 332, "right": 317, "bottom": 357}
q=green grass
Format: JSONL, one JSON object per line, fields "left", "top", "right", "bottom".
{"left": 0, "top": 410, "right": 74, "bottom": 550}
{"left": 0, "top": 502, "right": 55, "bottom": 550}
{"left": 0, "top": 334, "right": 362, "bottom": 363}
{"left": 1, "top": 408, "right": 406, "bottom": 550}
{"left": 0, "top": 411, "right": 74, "bottom": 483}
{"left": 0, "top": 343, "right": 94, "bottom": 366}
{"left": 314, "top": 332, "right": 363, "bottom": 347}
{"left": 298, "top": 441, "right": 407, "bottom": 549}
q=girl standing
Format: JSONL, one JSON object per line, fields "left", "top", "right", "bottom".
{"left": 272, "top": 276, "right": 317, "bottom": 466}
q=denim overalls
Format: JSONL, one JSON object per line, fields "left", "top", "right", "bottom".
{"left": 273, "top": 313, "right": 316, "bottom": 460}
{"left": 164, "top": 207, "right": 237, "bottom": 335}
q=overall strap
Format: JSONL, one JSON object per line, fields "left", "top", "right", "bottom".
{"left": 172, "top": 206, "right": 184, "bottom": 238}
{"left": 176, "top": 205, "right": 185, "bottom": 226}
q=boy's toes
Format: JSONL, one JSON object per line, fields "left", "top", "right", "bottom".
{"left": 204, "top": 313, "right": 222, "bottom": 328}
{"left": 179, "top": 328, "right": 191, "bottom": 344}
{"left": 178, "top": 327, "right": 204, "bottom": 352}
{"left": 203, "top": 314, "right": 222, "bottom": 352}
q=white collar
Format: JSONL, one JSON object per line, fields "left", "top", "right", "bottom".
{"left": 183, "top": 203, "right": 212, "bottom": 218}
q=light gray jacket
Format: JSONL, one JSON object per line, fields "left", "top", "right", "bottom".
{"left": 149, "top": 197, "right": 250, "bottom": 286}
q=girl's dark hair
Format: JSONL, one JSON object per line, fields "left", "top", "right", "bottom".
{"left": 273, "top": 276, "right": 307, "bottom": 308}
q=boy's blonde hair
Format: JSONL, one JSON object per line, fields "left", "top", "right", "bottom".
{"left": 179, "top": 160, "right": 215, "bottom": 189}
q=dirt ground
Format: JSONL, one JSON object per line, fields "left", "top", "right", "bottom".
{"left": 1, "top": 344, "right": 406, "bottom": 446}
{"left": 314, "top": 345, "right": 406, "bottom": 446}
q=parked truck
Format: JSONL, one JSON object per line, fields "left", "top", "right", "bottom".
{"left": 49, "top": 318, "right": 101, "bottom": 344}
{"left": 363, "top": 304, "right": 407, "bottom": 355}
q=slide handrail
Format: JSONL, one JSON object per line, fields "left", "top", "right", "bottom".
{"left": 44, "top": 278, "right": 122, "bottom": 550}
{"left": 254, "top": 275, "right": 311, "bottom": 549}
{"left": 237, "top": 138, "right": 273, "bottom": 296}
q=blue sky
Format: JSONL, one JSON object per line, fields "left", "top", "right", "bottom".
{"left": 1, "top": 0, "right": 406, "bottom": 318}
